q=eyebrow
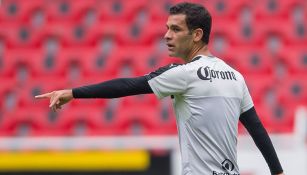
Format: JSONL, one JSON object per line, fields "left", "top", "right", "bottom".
{"left": 166, "top": 24, "right": 181, "bottom": 29}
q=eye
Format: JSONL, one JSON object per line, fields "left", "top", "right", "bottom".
{"left": 172, "top": 27, "right": 181, "bottom": 32}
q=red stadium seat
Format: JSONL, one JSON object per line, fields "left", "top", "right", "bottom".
{"left": 258, "top": 19, "right": 300, "bottom": 47}
{"left": 210, "top": 20, "right": 243, "bottom": 57}
{"left": 37, "top": 21, "right": 98, "bottom": 47}
{"left": 45, "top": 47, "right": 117, "bottom": 84}
{"left": 244, "top": 74, "right": 276, "bottom": 105}
{"left": 254, "top": 0, "right": 304, "bottom": 21}
{"left": 0, "top": 78, "right": 19, "bottom": 112}
{"left": 256, "top": 102, "right": 295, "bottom": 133}
{"left": 115, "top": 20, "right": 166, "bottom": 46}
{"left": 97, "top": 0, "right": 147, "bottom": 23}
{"left": 0, "top": 0, "right": 44, "bottom": 23}
{"left": 0, "top": 108, "right": 50, "bottom": 136}
{"left": 1, "top": 48, "right": 43, "bottom": 81}
{"left": 112, "top": 106, "right": 175, "bottom": 135}
{"left": 44, "top": 0, "right": 96, "bottom": 23}
{"left": 148, "top": 0, "right": 172, "bottom": 22}
{"left": 99, "top": 46, "right": 147, "bottom": 77}
{"left": 231, "top": 46, "right": 274, "bottom": 75}
{"left": 18, "top": 76, "right": 68, "bottom": 109}
{"left": 203, "top": 0, "right": 252, "bottom": 20}
{"left": 121, "top": 94, "right": 159, "bottom": 109}
{"left": 276, "top": 74, "right": 307, "bottom": 106}
{"left": 278, "top": 45, "right": 307, "bottom": 74}
{"left": 55, "top": 107, "right": 114, "bottom": 136}
{"left": 0, "top": 23, "right": 41, "bottom": 48}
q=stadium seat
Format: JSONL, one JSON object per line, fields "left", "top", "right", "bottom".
{"left": 147, "top": 0, "right": 172, "bottom": 22}
{"left": 115, "top": 20, "right": 166, "bottom": 46}
{"left": 0, "top": 23, "right": 40, "bottom": 48}
{"left": 18, "top": 76, "right": 68, "bottom": 109}
{"left": 0, "top": 108, "right": 50, "bottom": 136}
{"left": 0, "top": 78, "right": 19, "bottom": 112}
{"left": 0, "top": 0, "right": 44, "bottom": 23}
{"left": 203, "top": 0, "right": 252, "bottom": 20}
{"left": 38, "top": 21, "right": 95, "bottom": 47}
{"left": 158, "top": 53, "right": 183, "bottom": 68}
{"left": 210, "top": 20, "right": 244, "bottom": 57}
{"left": 244, "top": 74, "right": 276, "bottom": 105}
{"left": 98, "top": 46, "right": 150, "bottom": 77}
{"left": 34, "top": 21, "right": 105, "bottom": 47}
{"left": 231, "top": 46, "right": 274, "bottom": 75}
{"left": 254, "top": 0, "right": 304, "bottom": 20}
{"left": 54, "top": 107, "right": 111, "bottom": 136}
{"left": 260, "top": 19, "right": 301, "bottom": 47}
{"left": 256, "top": 102, "right": 295, "bottom": 133}
{"left": 121, "top": 94, "right": 159, "bottom": 110}
{"left": 47, "top": 47, "right": 110, "bottom": 84}
{"left": 97, "top": 0, "right": 147, "bottom": 23}
{"left": 278, "top": 46, "right": 307, "bottom": 75}
{"left": 212, "top": 19, "right": 256, "bottom": 47}
{"left": 276, "top": 74, "right": 307, "bottom": 106}
{"left": 45, "top": 0, "right": 93, "bottom": 22}
{"left": 113, "top": 106, "right": 175, "bottom": 135}
{"left": 1, "top": 48, "right": 43, "bottom": 81}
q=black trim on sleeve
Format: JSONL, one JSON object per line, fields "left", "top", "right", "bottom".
{"left": 145, "top": 63, "right": 181, "bottom": 80}
{"left": 239, "top": 107, "right": 283, "bottom": 175}
{"left": 72, "top": 76, "right": 153, "bottom": 98}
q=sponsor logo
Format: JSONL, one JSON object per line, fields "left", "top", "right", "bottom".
{"left": 197, "top": 66, "right": 237, "bottom": 82}
{"left": 212, "top": 172, "right": 239, "bottom": 175}
{"left": 221, "top": 159, "right": 234, "bottom": 171}
{"left": 212, "top": 159, "right": 239, "bottom": 175}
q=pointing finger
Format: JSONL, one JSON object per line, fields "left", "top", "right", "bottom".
{"left": 35, "top": 92, "right": 53, "bottom": 99}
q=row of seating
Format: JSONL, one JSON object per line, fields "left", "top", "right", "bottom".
{"left": 0, "top": 98, "right": 178, "bottom": 136}
{"left": 0, "top": 0, "right": 306, "bottom": 23}
{"left": 1, "top": 59, "right": 305, "bottom": 135}
{"left": 0, "top": 98, "right": 296, "bottom": 136}
{"left": 2, "top": 73, "right": 307, "bottom": 109}
{"left": 4, "top": 75, "right": 307, "bottom": 107}
{"left": 0, "top": 19, "right": 305, "bottom": 48}
{"left": 1, "top": 45, "right": 306, "bottom": 79}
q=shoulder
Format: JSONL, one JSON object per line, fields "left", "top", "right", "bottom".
{"left": 145, "top": 63, "right": 186, "bottom": 80}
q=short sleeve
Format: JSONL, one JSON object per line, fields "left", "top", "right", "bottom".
{"left": 146, "top": 64, "right": 187, "bottom": 99}
{"left": 241, "top": 80, "right": 254, "bottom": 114}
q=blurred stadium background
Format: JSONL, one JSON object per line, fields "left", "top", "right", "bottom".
{"left": 0, "top": 0, "right": 306, "bottom": 174}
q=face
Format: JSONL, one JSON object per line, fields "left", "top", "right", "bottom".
{"left": 164, "top": 14, "right": 194, "bottom": 60}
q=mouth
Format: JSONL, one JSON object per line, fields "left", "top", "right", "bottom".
{"left": 167, "top": 43, "right": 175, "bottom": 50}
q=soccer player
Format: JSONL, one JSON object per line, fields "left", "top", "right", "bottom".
{"left": 36, "top": 2, "right": 284, "bottom": 175}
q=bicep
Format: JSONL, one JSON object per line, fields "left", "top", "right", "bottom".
{"left": 72, "top": 76, "right": 153, "bottom": 98}
{"left": 146, "top": 64, "right": 187, "bottom": 99}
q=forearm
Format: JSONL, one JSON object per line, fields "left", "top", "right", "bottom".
{"left": 239, "top": 107, "right": 283, "bottom": 175}
{"left": 72, "top": 76, "right": 153, "bottom": 98}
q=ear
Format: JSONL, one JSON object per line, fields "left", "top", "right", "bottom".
{"left": 193, "top": 28, "right": 204, "bottom": 42}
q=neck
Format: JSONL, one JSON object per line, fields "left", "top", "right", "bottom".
{"left": 186, "top": 43, "right": 210, "bottom": 62}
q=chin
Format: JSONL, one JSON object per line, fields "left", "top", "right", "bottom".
{"left": 168, "top": 52, "right": 176, "bottom": 57}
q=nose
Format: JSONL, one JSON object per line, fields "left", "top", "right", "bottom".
{"left": 164, "top": 30, "right": 171, "bottom": 40}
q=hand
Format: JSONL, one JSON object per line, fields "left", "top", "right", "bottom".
{"left": 35, "top": 89, "right": 73, "bottom": 112}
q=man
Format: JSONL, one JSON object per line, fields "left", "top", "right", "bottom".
{"left": 36, "top": 2, "right": 284, "bottom": 175}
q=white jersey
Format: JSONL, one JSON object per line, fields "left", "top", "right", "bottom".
{"left": 147, "top": 55, "right": 253, "bottom": 175}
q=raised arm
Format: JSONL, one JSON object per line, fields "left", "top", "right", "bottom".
{"left": 35, "top": 76, "right": 153, "bottom": 111}
{"left": 239, "top": 107, "right": 284, "bottom": 175}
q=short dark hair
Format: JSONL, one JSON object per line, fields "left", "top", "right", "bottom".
{"left": 169, "top": 2, "right": 212, "bottom": 44}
